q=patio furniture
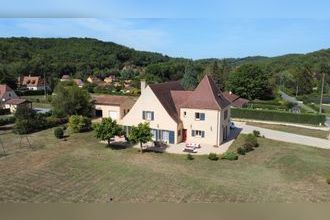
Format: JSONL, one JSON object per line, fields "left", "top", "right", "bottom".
{"left": 183, "top": 147, "right": 198, "bottom": 153}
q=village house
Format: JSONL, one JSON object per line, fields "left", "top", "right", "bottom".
{"left": 4, "top": 98, "right": 32, "bottom": 113}
{"left": 93, "top": 95, "right": 136, "bottom": 122}
{"left": 0, "top": 84, "right": 18, "bottom": 101}
{"left": 87, "top": 75, "right": 102, "bottom": 84}
{"left": 120, "top": 75, "right": 231, "bottom": 146}
{"left": 60, "top": 75, "right": 85, "bottom": 88}
{"left": 17, "top": 75, "right": 48, "bottom": 91}
{"left": 104, "top": 75, "right": 116, "bottom": 84}
{"left": 0, "top": 84, "right": 31, "bottom": 113}
{"left": 223, "top": 91, "right": 249, "bottom": 108}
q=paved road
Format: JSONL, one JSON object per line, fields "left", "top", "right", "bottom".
{"left": 279, "top": 91, "right": 317, "bottom": 113}
{"left": 236, "top": 122, "right": 330, "bottom": 149}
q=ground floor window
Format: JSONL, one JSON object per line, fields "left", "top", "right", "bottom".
{"left": 192, "top": 130, "right": 205, "bottom": 138}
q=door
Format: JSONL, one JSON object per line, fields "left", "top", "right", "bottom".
{"left": 182, "top": 129, "right": 187, "bottom": 142}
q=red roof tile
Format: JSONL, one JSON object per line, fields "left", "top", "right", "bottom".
{"left": 5, "top": 98, "right": 29, "bottom": 105}
{"left": 180, "top": 75, "right": 230, "bottom": 110}
{"left": 0, "top": 84, "right": 14, "bottom": 99}
{"left": 93, "top": 95, "right": 135, "bottom": 106}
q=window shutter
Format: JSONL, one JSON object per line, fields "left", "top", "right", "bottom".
{"left": 191, "top": 130, "right": 195, "bottom": 137}
{"left": 151, "top": 112, "right": 154, "bottom": 120}
{"left": 142, "top": 111, "right": 145, "bottom": 119}
{"left": 201, "top": 131, "right": 205, "bottom": 138}
{"left": 201, "top": 113, "right": 205, "bottom": 120}
{"left": 169, "top": 131, "right": 174, "bottom": 144}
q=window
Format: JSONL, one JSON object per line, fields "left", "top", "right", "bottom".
{"left": 183, "top": 111, "right": 187, "bottom": 117}
{"left": 142, "top": 111, "right": 154, "bottom": 121}
{"left": 191, "top": 130, "right": 205, "bottom": 138}
{"left": 224, "top": 110, "right": 228, "bottom": 120}
{"left": 195, "top": 112, "right": 205, "bottom": 121}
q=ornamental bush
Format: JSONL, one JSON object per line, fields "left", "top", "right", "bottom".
{"left": 237, "top": 147, "right": 246, "bottom": 155}
{"left": 186, "top": 154, "right": 194, "bottom": 160}
{"left": 221, "top": 152, "right": 239, "bottom": 161}
{"left": 54, "top": 127, "right": 64, "bottom": 139}
{"left": 208, "top": 153, "right": 219, "bottom": 161}
{"left": 245, "top": 134, "right": 258, "bottom": 149}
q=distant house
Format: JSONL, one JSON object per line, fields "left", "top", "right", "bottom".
{"left": 17, "top": 75, "right": 47, "bottom": 91}
{"left": 93, "top": 95, "right": 136, "bottom": 121}
{"left": 104, "top": 75, "right": 116, "bottom": 84}
{"left": 87, "top": 75, "right": 102, "bottom": 84}
{"left": 0, "top": 84, "right": 18, "bottom": 102}
{"left": 60, "top": 75, "right": 71, "bottom": 81}
{"left": 60, "top": 75, "right": 84, "bottom": 88}
{"left": 73, "top": 79, "right": 85, "bottom": 88}
{"left": 223, "top": 91, "right": 249, "bottom": 108}
{"left": 4, "top": 98, "right": 32, "bottom": 113}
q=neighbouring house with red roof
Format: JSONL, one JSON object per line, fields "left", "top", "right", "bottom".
{"left": 120, "top": 75, "right": 231, "bottom": 146}
{"left": 222, "top": 91, "right": 249, "bottom": 108}
{"left": 17, "top": 75, "right": 48, "bottom": 91}
{"left": 0, "top": 84, "right": 31, "bottom": 113}
{"left": 0, "top": 84, "right": 18, "bottom": 102}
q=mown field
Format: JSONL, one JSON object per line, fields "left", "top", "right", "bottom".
{"left": 0, "top": 127, "right": 330, "bottom": 202}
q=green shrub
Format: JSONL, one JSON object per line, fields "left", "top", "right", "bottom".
{"left": 231, "top": 108, "right": 326, "bottom": 125}
{"left": 243, "top": 144, "right": 254, "bottom": 152}
{"left": 0, "top": 117, "right": 15, "bottom": 126}
{"left": 237, "top": 147, "right": 246, "bottom": 155}
{"left": 186, "top": 154, "right": 194, "bottom": 160}
{"left": 245, "top": 134, "right": 258, "bottom": 148}
{"left": 327, "top": 176, "right": 330, "bottom": 185}
{"left": 68, "top": 115, "right": 92, "bottom": 133}
{"left": 221, "top": 152, "right": 238, "bottom": 160}
{"left": 253, "top": 130, "right": 260, "bottom": 137}
{"left": 208, "top": 153, "right": 219, "bottom": 161}
{"left": 54, "top": 127, "right": 64, "bottom": 139}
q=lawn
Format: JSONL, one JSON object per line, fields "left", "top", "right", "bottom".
{"left": 0, "top": 128, "right": 330, "bottom": 202}
{"left": 246, "top": 122, "right": 329, "bottom": 139}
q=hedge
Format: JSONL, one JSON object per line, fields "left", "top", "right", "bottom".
{"left": 15, "top": 90, "right": 52, "bottom": 96}
{"left": 0, "top": 109, "right": 11, "bottom": 115}
{"left": 0, "top": 117, "right": 15, "bottom": 126}
{"left": 231, "top": 108, "right": 326, "bottom": 125}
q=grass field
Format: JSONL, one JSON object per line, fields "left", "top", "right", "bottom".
{"left": 0, "top": 128, "right": 330, "bottom": 202}
{"left": 246, "top": 122, "right": 329, "bottom": 139}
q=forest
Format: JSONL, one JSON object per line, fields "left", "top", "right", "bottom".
{"left": 0, "top": 37, "right": 329, "bottom": 99}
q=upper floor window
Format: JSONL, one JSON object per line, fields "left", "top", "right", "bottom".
{"left": 195, "top": 112, "right": 205, "bottom": 121}
{"left": 224, "top": 110, "right": 228, "bottom": 120}
{"left": 183, "top": 111, "right": 187, "bottom": 117}
{"left": 142, "top": 111, "right": 154, "bottom": 121}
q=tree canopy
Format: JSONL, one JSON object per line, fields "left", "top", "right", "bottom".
{"left": 226, "top": 63, "right": 273, "bottom": 100}
{"left": 129, "top": 122, "right": 153, "bottom": 153}
{"left": 94, "top": 118, "right": 123, "bottom": 146}
{"left": 51, "top": 82, "right": 93, "bottom": 117}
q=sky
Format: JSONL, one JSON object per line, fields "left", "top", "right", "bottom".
{"left": 0, "top": 0, "right": 329, "bottom": 59}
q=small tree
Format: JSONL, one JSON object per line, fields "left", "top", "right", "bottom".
{"left": 14, "top": 106, "right": 37, "bottom": 134}
{"left": 129, "top": 123, "right": 153, "bottom": 153}
{"left": 68, "top": 115, "right": 92, "bottom": 133}
{"left": 94, "top": 118, "right": 123, "bottom": 146}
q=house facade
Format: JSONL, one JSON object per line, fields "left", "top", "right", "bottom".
{"left": 93, "top": 95, "right": 136, "bottom": 122}
{"left": 4, "top": 98, "right": 32, "bottom": 113}
{"left": 120, "top": 75, "right": 231, "bottom": 146}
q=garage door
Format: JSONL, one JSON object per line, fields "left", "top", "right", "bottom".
{"left": 109, "top": 111, "right": 118, "bottom": 120}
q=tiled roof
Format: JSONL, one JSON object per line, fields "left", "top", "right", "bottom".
{"left": 148, "top": 75, "right": 230, "bottom": 123}
{"left": 93, "top": 95, "right": 135, "bottom": 106}
{"left": 223, "top": 91, "right": 249, "bottom": 108}
{"left": 180, "top": 75, "right": 231, "bottom": 110}
{"left": 61, "top": 75, "right": 70, "bottom": 80}
{"left": 149, "top": 81, "right": 184, "bottom": 122}
{"left": 5, "top": 98, "right": 29, "bottom": 105}
{"left": 21, "top": 75, "right": 45, "bottom": 87}
{"left": 73, "top": 79, "right": 84, "bottom": 86}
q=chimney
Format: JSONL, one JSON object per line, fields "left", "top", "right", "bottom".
{"left": 140, "top": 80, "right": 147, "bottom": 94}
